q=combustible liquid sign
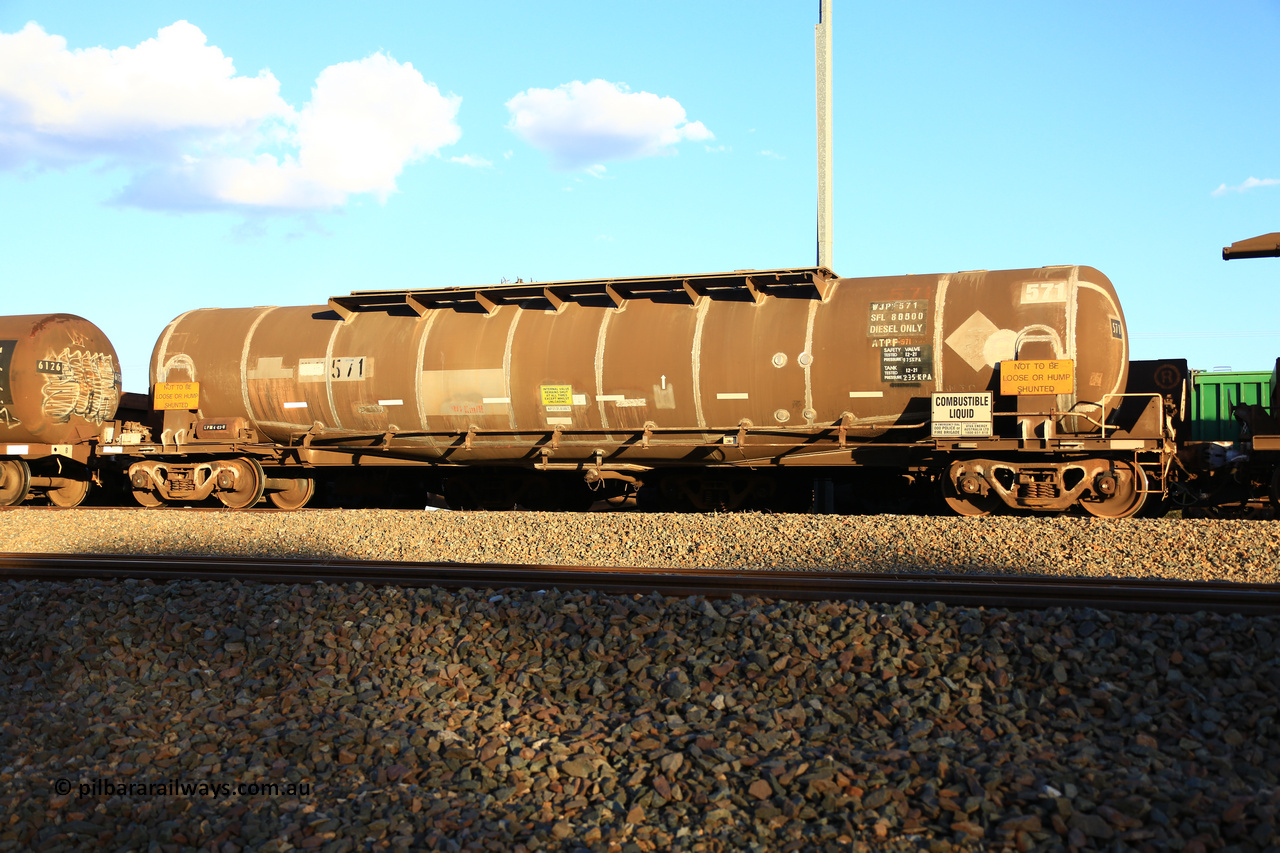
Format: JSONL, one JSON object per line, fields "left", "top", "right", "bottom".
{"left": 999, "top": 360, "right": 1074, "bottom": 396}
{"left": 931, "top": 392, "right": 993, "bottom": 438}
{"left": 154, "top": 382, "right": 200, "bottom": 410}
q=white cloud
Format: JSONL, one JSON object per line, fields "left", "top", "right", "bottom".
{"left": 505, "top": 79, "right": 712, "bottom": 171}
{"left": 585, "top": 164, "right": 607, "bottom": 179}
{"left": 0, "top": 21, "right": 461, "bottom": 211}
{"left": 1212, "top": 176, "right": 1280, "bottom": 197}
{"left": 450, "top": 154, "right": 493, "bottom": 168}
{"left": 0, "top": 21, "right": 288, "bottom": 157}
{"left": 759, "top": 150, "right": 784, "bottom": 160}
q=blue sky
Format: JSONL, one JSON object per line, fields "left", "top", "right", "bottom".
{"left": 1, "top": 1, "right": 1276, "bottom": 392}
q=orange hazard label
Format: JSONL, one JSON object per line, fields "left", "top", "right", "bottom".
{"left": 154, "top": 382, "right": 200, "bottom": 410}
{"left": 999, "top": 360, "right": 1074, "bottom": 396}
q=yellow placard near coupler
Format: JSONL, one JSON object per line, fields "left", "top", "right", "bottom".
{"left": 999, "top": 360, "right": 1074, "bottom": 396}
{"left": 154, "top": 382, "right": 200, "bottom": 410}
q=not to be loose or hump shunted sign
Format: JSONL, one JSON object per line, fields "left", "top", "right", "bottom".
{"left": 154, "top": 382, "right": 200, "bottom": 410}
{"left": 931, "top": 392, "right": 993, "bottom": 438}
{"left": 999, "top": 359, "right": 1075, "bottom": 396}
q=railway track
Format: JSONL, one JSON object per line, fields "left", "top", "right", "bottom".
{"left": 2, "top": 552, "right": 1277, "bottom": 615}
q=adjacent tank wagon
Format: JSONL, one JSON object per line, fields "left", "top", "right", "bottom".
{"left": 0, "top": 314, "right": 121, "bottom": 506}
{"left": 127, "top": 265, "right": 1157, "bottom": 515}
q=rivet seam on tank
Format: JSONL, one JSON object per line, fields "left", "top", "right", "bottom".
{"left": 691, "top": 299, "right": 711, "bottom": 430}
{"left": 154, "top": 310, "right": 196, "bottom": 384}
{"left": 803, "top": 297, "right": 818, "bottom": 415}
{"left": 323, "top": 319, "right": 344, "bottom": 431}
{"left": 159, "top": 354, "right": 196, "bottom": 386}
{"left": 414, "top": 309, "right": 441, "bottom": 441}
{"left": 932, "top": 275, "right": 949, "bottom": 388}
{"left": 594, "top": 309, "right": 613, "bottom": 432}
{"left": 239, "top": 307, "right": 277, "bottom": 423}
{"left": 1076, "top": 274, "right": 1126, "bottom": 400}
{"left": 1066, "top": 266, "right": 1079, "bottom": 366}
{"left": 1065, "top": 268, "right": 1079, "bottom": 410}
{"left": 503, "top": 309, "right": 523, "bottom": 431}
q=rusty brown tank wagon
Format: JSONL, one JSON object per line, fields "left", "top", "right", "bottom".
{"left": 0, "top": 314, "right": 122, "bottom": 507}
{"left": 116, "top": 265, "right": 1167, "bottom": 516}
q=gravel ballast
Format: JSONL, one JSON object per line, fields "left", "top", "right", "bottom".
{"left": 2, "top": 510, "right": 1279, "bottom": 850}
{"left": 0, "top": 509, "right": 1279, "bottom": 582}
{"left": 1, "top": 580, "right": 1278, "bottom": 851}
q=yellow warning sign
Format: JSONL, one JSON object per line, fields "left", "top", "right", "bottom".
{"left": 999, "top": 360, "right": 1074, "bottom": 396}
{"left": 154, "top": 382, "right": 200, "bottom": 410}
{"left": 540, "top": 384, "right": 573, "bottom": 406}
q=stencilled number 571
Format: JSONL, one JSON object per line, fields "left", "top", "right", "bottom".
{"left": 1020, "top": 281, "right": 1067, "bottom": 304}
{"left": 330, "top": 357, "right": 367, "bottom": 381}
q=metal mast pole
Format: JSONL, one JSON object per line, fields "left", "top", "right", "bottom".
{"left": 815, "top": 0, "right": 833, "bottom": 270}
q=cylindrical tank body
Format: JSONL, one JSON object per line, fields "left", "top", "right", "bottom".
{"left": 150, "top": 265, "right": 1127, "bottom": 462}
{"left": 0, "top": 314, "right": 121, "bottom": 446}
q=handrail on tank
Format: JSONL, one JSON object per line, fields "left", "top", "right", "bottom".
{"left": 334, "top": 268, "right": 840, "bottom": 316}
{"left": 991, "top": 394, "right": 1166, "bottom": 438}
{"left": 976, "top": 410, "right": 1108, "bottom": 431}
{"left": 1058, "top": 399, "right": 1109, "bottom": 432}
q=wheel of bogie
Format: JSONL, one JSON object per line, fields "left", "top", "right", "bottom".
{"left": 217, "top": 458, "right": 266, "bottom": 509}
{"left": 940, "top": 476, "right": 1001, "bottom": 517}
{"left": 1080, "top": 462, "right": 1148, "bottom": 519}
{"left": 268, "top": 477, "right": 315, "bottom": 510}
{"left": 132, "top": 487, "right": 166, "bottom": 507}
{"left": 47, "top": 478, "right": 91, "bottom": 508}
{"left": 0, "top": 459, "right": 31, "bottom": 506}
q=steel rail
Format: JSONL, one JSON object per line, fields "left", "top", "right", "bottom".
{"left": 1, "top": 552, "right": 1278, "bottom": 615}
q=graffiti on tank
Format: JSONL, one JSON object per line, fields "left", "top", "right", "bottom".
{"left": 40, "top": 348, "right": 119, "bottom": 425}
